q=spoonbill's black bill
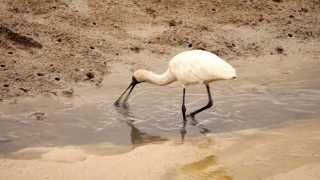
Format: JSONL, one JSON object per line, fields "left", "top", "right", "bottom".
{"left": 114, "top": 77, "right": 139, "bottom": 106}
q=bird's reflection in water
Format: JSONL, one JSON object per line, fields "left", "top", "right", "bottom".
{"left": 180, "top": 116, "right": 211, "bottom": 142}
{"left": 189, "top": 117, "right": 211, "bottom": 134}
{"left": 115, "top": 104, "right": 211, "bottom": 144}
{"left": 115, "top": 105, "right": 167, "bottom": 147}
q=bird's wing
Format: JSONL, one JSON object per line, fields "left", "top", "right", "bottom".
{"left": 171, "top": 59, "right": 206, "bottom": 84}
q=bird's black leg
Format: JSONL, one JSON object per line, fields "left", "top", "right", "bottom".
{"left": 188, "top": 84, "right": 213, "bottom": 121}
{"left": 180, "top": 88, "right": 187, "bottom": 140}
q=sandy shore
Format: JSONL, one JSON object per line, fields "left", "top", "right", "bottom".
{"left": 0, "top": 119, "right": 319, "bottom": 180}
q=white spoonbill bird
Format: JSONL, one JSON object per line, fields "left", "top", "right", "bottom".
{"left": 114, "top": 50, "right": 237, "bottom": 130}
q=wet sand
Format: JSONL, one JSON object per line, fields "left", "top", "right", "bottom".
{"left": 0, "top": 118, "right": 319, "bottom": 180}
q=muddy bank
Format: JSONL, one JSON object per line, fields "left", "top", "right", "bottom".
{"left": 0, "top": 118, "right": 319, "bottom": 180}
{"left": 1, "top": 0, "right": 320, "bottom": 100}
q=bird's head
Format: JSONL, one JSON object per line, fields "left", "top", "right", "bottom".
{"left": 133, "top": 69, "right": 149, "bottom": 83}
{"left": 114, "top": 69, "right": 146, "bottom": 107}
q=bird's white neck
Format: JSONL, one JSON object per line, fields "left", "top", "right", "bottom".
{"left": 143, "top": 69, "right": 176, "bottom": 86}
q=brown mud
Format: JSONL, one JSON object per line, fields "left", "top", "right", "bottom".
{"left": 0, "top": 0, "right": 319, "bottom": 100}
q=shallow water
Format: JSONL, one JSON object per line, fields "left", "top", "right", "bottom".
{"left": 1, "top": 73, "right": 320, "bottom": 154}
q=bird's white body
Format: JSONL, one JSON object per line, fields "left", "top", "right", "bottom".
{"left": 133, "top": 50, "right": 236, "bottom": 86}
{"left": 169, "top": 50, "right": 236, "bottom": 85}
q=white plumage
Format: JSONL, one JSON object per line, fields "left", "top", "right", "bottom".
{"left": 169, "top": 50, "right": 236, "bottom": 86}
{"left": 114, "top": 50, "right": 237, "bottom": 134}
{"left": 132, "top": 50, "right": 236, "bottom": 86}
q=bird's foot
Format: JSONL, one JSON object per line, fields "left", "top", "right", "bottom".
{"left": 187, "top": 114, "right": 198, "bottom": 126}
{"left": 190, "top": 119, "right": 198, "bottom": 126}
{"left": 186, "top": 114, "right": 194, "bottom": 119}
